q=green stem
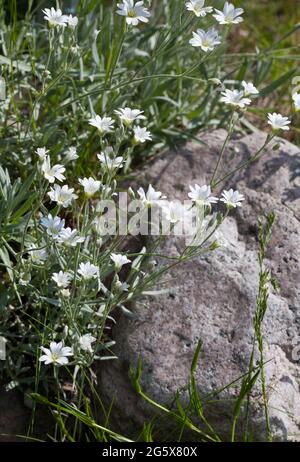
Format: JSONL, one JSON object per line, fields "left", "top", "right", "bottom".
{"left": 210, "top": 111, "right": 236, "bottom": 187}
{"left": 213, "top": 133, "right": 275, "bottom": 187}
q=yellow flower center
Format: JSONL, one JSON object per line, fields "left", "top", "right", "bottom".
{"left": 127, "top": 9, "right": 137, "bottom": 18}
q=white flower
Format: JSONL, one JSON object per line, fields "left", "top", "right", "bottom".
{"left": 185, "top": 0, "right": 213, "bottom": 17}
{"left": 28, "top": 245, "right": 48, "bottom": 264}
{"left": 161, "top": 201, "right": 187, "bottom": 224}
{"left": 42, "top": 156, "right": 66, "bottom": 183}
{"left": 188, "top": 184, "right": 218, "bottom": 206}
{"left": 213, "top": 2, "right": 244, "bottom": 25}
{"left": 39, "top": 341, "right": 73, "bottom": 365}
{"left": 220, "top": 89, "right": 251, "bottom": 108}
{"left": 67, "top": 15, "right": 78, "bottom": 28}
{"left": 267, "top": 113, "right": 291, "bottom": 131}
{"left": 57, "top": 227, "right": 85, "bottom": 247}
{"left": 42, "top": 8, "right": 69, "bottom": 28}
{"left": 220, "top": 189, "right": 245, "bottom": 208}
{"left": 137, "top": 184, "right": 164, "bottom": 207}
{"left": 97, "top": 152, "right": 124, "bottom": 170}
{"left": 79, "top": 333, "right": 96, "bottom": 353}
{"left": 242, "top": 81, "right": 259, "bottom": 96}
{"left": 47, "top": 184, "right": 78, "bottom": 208}
{"left": 79, "top": 177, "right": 101, "bottom": 197}
{"left": 36, "top": 146, "right": 48, "bottom": 160}
{"left": 40, "top": 214, "right": 65, "bottom": 239}
{"left": 88, "top": 115, "right": 114, "bottom": 134}
{"left": 189, "top": 28, "right": 221, "bottom": 52}
{"left": 114, "top": 107, "right": 146, "bottom": 126}
{"left": 65, "top": 147, "right": 78, "bottom": 162}
{"left": 133, "top": 126, "right": 152, "bottom": 144}
{"left": 116, "top": 1, "right": 151, "bottom": 26}
{"left": 292, "top": 93, "right": 300, "bottom": 111}
{"left": 52, "top": 271, "right": 72, "bottom": 288}
{"left": 78, "top": 262, "right": 99, "bottom": 280}
{"left": 110, "top": 253, "right": 131, "bottom": 271}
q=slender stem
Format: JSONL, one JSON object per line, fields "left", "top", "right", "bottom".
{"left": 213, "top": 133, "right": 275, "bottom": 187}
{"left": 210, "top": 111, "right": 236, "bottom": 187}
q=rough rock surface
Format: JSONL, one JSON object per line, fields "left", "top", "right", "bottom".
{"left": 99, "top": 129, "right": 300, "bottom": 441}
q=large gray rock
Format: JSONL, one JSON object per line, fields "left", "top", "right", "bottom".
{"left": 99, "top": 130, "right": 300, "bottom": 441}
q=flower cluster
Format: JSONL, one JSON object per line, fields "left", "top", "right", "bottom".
{"left": 188, "top": 185, "right": 244, "bottom": 209}
{"left": 37, "top": 2, "right": 296, "bottom": 137}
{"left": 220, "top": 82, "right": 292, "bottom": 131}
{"left": 35, "top": 164, "right": 244, "bottom": 366}
{"left": 89, "top": 108, "right": 151, "bottom": 145}
{"left": 31, "top": 108, "right": 154, "bottom": 366}
{"left": 43, "top": 8, "right": 78, "bottom": 29}
{"left": 133, "top": 183, "right": 245, "bottom": 238}
{"left": 137, "top": 183, "right": 245, "bottom": 213}
{"left": 189, "top": 2, "right": 243, "bottom": 53}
